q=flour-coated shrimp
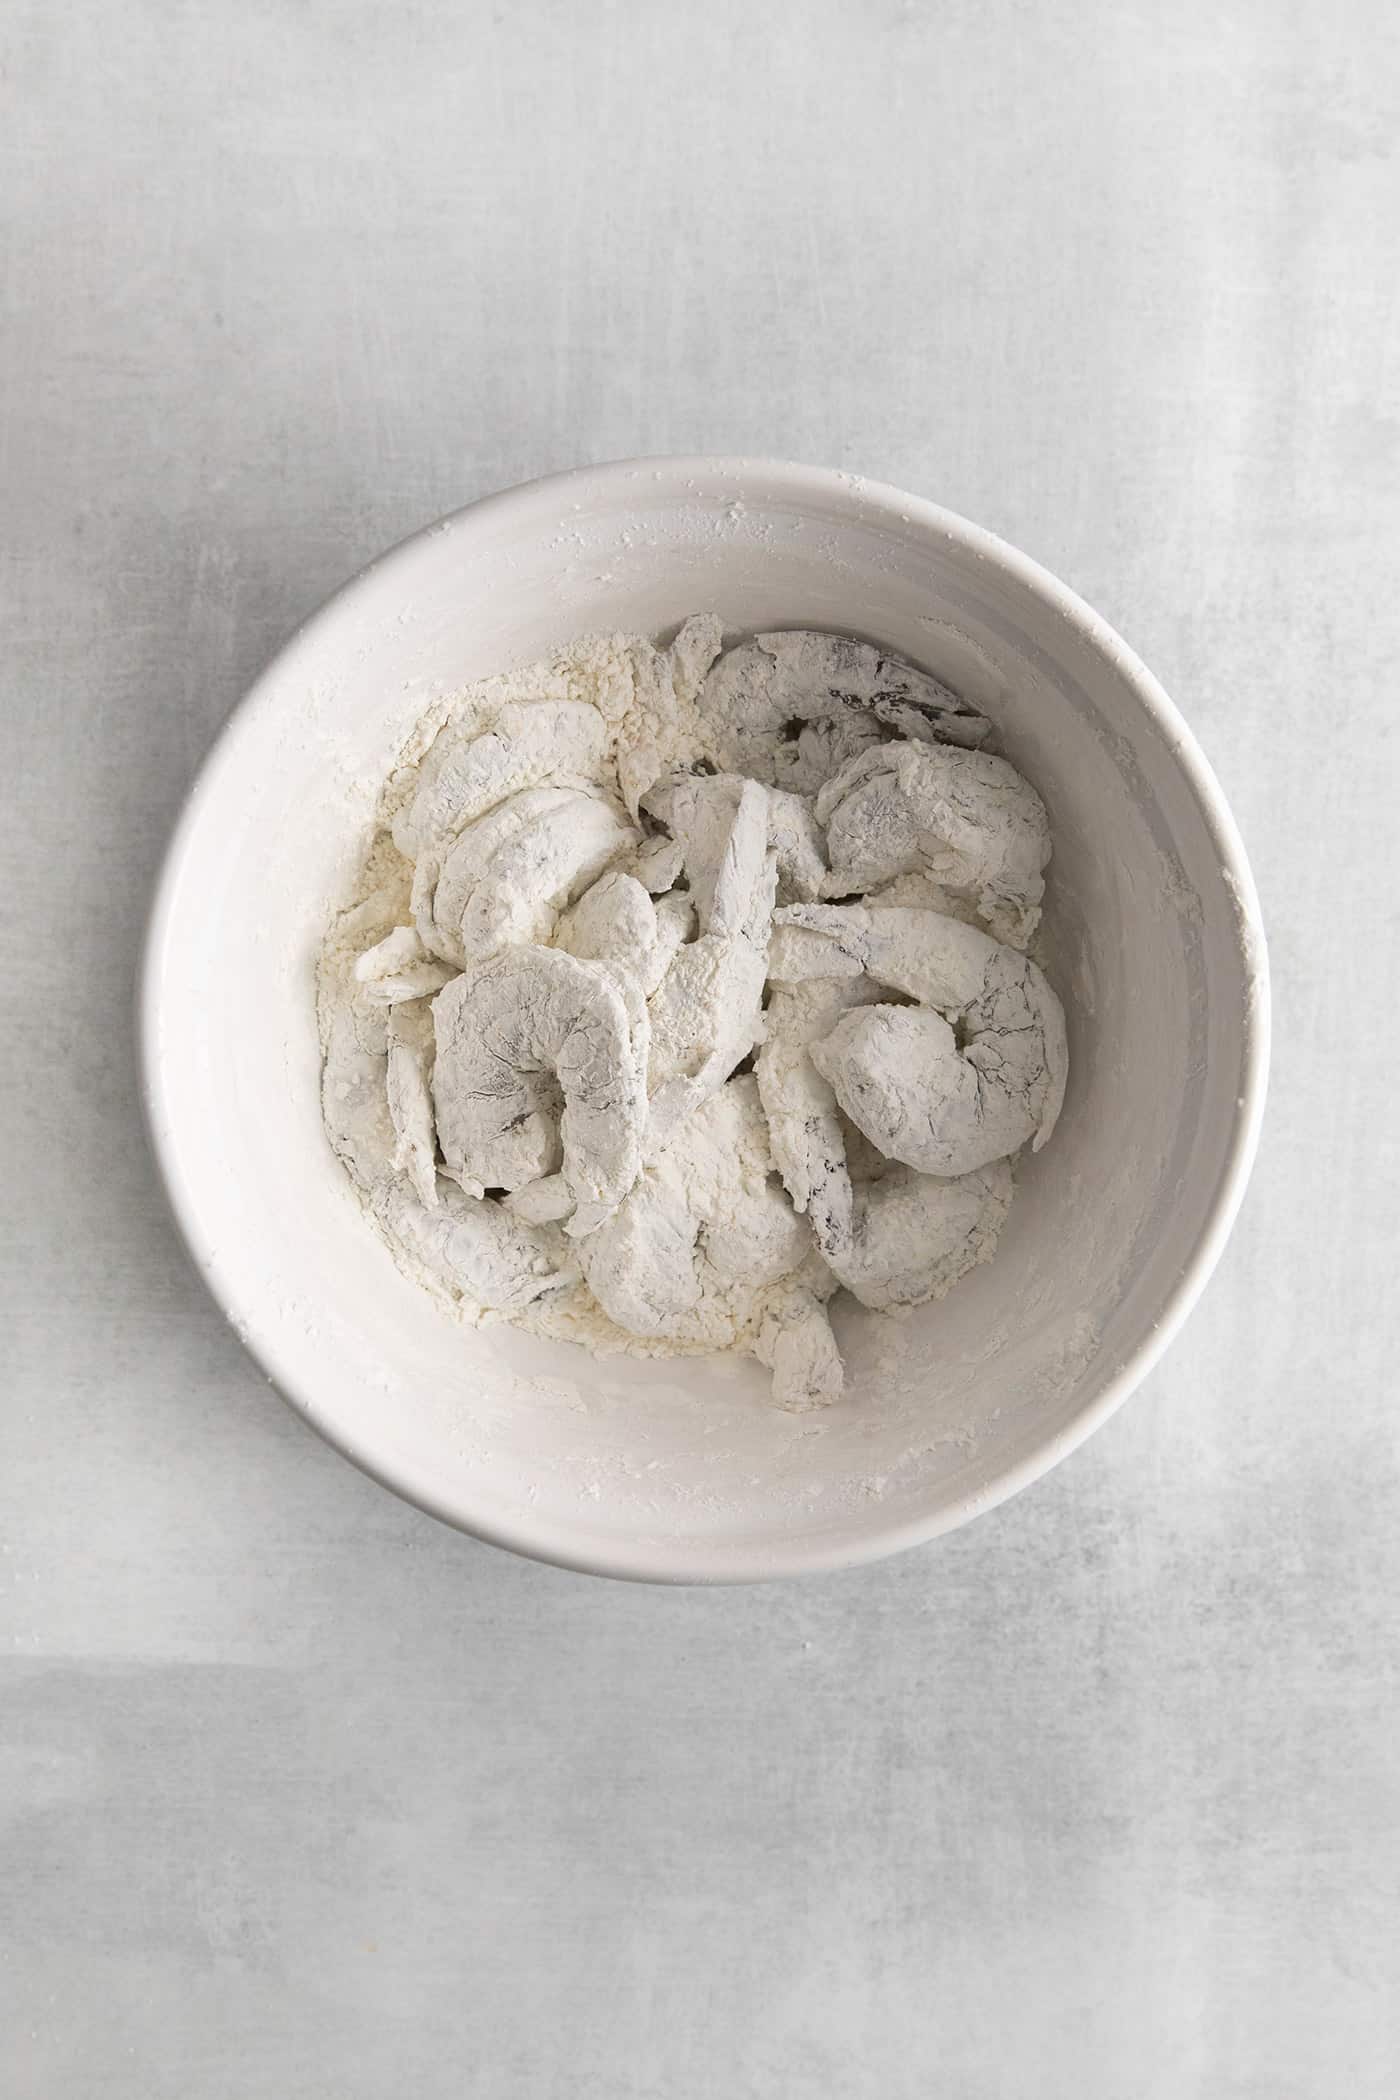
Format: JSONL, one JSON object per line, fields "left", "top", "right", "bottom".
{"left": 816, "top": 740, "right": 1050, "bottom": 945}
{"left": 697, "top": 631, "right": 991, "bottom": 796}
{"left": 578, "top": 1078, "right": 838, "bottom": 1406}
{"left": 431, "top": 946, "right": 649, "bottom": 1236}
{"left": 768, "top": 904, "right": 1067, "bottom": 1174}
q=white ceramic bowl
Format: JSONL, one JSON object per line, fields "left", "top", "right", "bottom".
{"left": 141, "top": 458, "right": 1268, "bottom": 1582}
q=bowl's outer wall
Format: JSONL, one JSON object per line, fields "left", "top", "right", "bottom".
{"left": 142, "top": 460, "right": 1268, "bottom": 1581}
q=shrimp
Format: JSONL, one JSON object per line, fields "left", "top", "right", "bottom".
{"left": 755, "top": 977, "right": 884, "bottom": 1260}
{"left": 579, "top": 1079, "right": 839, "bottom": 1406}
{"left": 414, "top": 784, "right": 633, "bottom": 968}
{"left": 641, "top": 771, "right": 772, "bottom": 935}
{"left": 554, "top": 868, "right": 694, "bottom": 997}
{"left": 418, "top": 784, "right": 586, "bottom": 964}
{"left": 815, "top": 740, "right": 1050, "bottom": 945}
{"left": 375, "top": 1175, "right": 580, "bottom": 1313}
{"left": 456, "top": 793, "right": 636, "bottom": 963}
{"left": 756, "top": 970, "right": 1012, "bottom": 1313}
{"left": 643, "top": 780, "right": 777, "bottom": 1143}
{"left": 830, "top": 1160, "right": 1012, "bottom": 1312}
{"left": 753, "top": 1270, "right": 845, "bottom": 1412}
{"left": 431, "top": 946, "right": 649, "bottom": 1236}
{"left": 768, "top": 903, "right": 1068, "bottom": 1175}
{"left": 643, "top": 768, "right": 827, "bottom": 905}
{"left": 698, "top": 630, "right": 991, "bottom": 795}
{"left": 393, "top": 699, "right": 609, "bottom": 860}
{"left": 614, "top": 614, "right": 726, "bottom": 817}
{"left": 581, "top": 1079, "right": 806, "bottom": 1340}
{"left": 319, "top": 960, "right": 576, "bottom": 1310}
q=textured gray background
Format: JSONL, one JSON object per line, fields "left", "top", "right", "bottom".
{"left": 3, "top": 3, "right": 1398, "bottom": 2094}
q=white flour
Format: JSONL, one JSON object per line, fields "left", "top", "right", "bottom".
{"left": 317, "top": 621, "right": 1068, "bottom": 1410}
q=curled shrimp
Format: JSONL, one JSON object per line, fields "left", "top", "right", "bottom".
{"left": 376, "top": 1176, "right": 581, "bottom": 1314}
{"left": 698, "top": 630, "right": 991, "bottom": 795}
{"left": 417, "top": 784, "right": 588, "bottom": 963}
{"left": 815, "top": 740, "right": 1051, "bottom": 945}
{"left": 580, "top": 1079, "right": 807, "bottom": 1336}
{"left": 579, "top": 1077, "right": 842, "bottom": 1409}
{"left": 393, "top": 699, "right": 609, "bottom": 861}
{"left": 768, "top": 904, "right": 1068, "bottom": 1175}
{"left": 455, "top": 793, "right": 636, "bottom": 964}
{"left": 431, "top": 946, "right": 649, "bottom": 1236}
{"left": 830, "top": 1160, "right": 1013, "bottom": 1313}
{"left": 756, "top": 970, "right": 1014, "bottom": 1312}
{"left": 319, "top": 965, "right": 576, "bottom": 1311}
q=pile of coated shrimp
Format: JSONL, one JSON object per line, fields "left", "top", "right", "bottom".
{"left": 319, "top": 623, "right": 1068, "bottom": 1411}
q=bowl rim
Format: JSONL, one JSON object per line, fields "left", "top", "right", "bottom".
{"left": 139, "top": 454, "right": 1271, "bottom": 1584}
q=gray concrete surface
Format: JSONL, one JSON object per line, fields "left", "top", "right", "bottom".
{"left": 3, "top": 3, "right": 1398, "bottom": 2094}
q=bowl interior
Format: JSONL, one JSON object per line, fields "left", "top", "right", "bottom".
{"left": 144, "top": 462, "right": 1266, "bottom": 1579}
